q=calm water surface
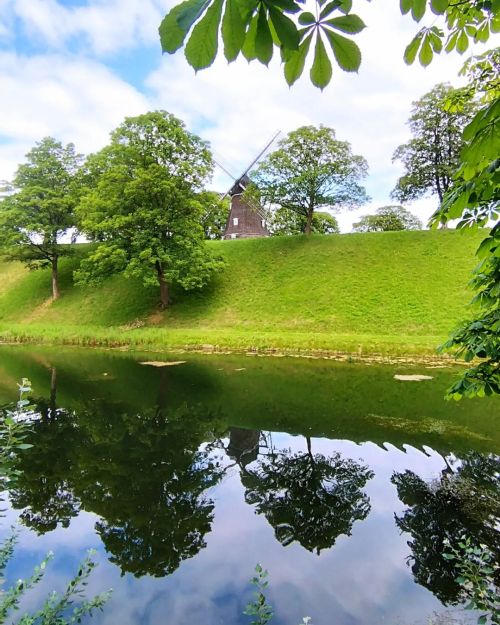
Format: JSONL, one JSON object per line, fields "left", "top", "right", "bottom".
{"left": 0, "top": 345, "right": 498, "bottom": 625}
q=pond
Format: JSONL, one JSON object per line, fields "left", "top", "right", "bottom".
{"left": 0, "top": 345, "right": 498, "bottom": 625}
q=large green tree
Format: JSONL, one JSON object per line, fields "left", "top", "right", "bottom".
{"left": 250, "top": 125, "right": 368, "bottom": 235}
{"left": 353, "top": 205, "right": 422, "bottom": 232}
{"left": 0, "top": 137, "right": 82, "bottom": 300}
{"left": 76, "top": 111, "right": 223, "bottom": 308}
{"left": 392, "top": 83, "right": 476, "bottom": 206}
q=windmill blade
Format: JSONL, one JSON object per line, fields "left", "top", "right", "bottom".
{"left": 214, "top": 159, "right": 236, "bottom": 181}
{"left": 237, "top": 130, "right": 281, "bottom": 182}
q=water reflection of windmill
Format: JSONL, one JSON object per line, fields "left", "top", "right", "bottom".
{"left": 217, "top": 131, "right": 280, "bottom": 240}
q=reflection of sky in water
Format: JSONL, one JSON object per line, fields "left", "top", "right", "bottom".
{"left": 2, "top": 434, "right": 474, "bottom": 625}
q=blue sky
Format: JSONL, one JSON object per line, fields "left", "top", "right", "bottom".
{"left": 0, "top": 0, "right": 492, "bottom": 230}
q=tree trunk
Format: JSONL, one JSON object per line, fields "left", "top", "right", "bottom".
{"left": 156, "top": 261, "right": 169, "bottom": 309}
{"left": 304, "top": 209, "right": 314, "bottom": 235}
{"left": 49, "top": 367, "right": 57, "bottom": 420}
{"left": 51, "top": 255, "right": 60, "bottom": 300}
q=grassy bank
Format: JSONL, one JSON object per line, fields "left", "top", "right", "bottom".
{"left": 0, "top": 230, "right": 484, "bottom": 356}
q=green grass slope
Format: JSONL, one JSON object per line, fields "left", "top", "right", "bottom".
{"left": 0, "top": 230, "right": 485, "bottom": 355}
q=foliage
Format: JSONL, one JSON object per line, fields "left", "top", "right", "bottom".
{"left": 443, "top": 535, "right": 500, "bottom": 625}
{"left": 249, "top": 125, "right": 368, "bottom": 235}
{"left": 0, "top": 535, "right": 110, "bottom": 625}
{"left": 392, "top": 84, "right": 476, "bottom": 206}
{"left": 243, "top": 564, "right": 274, "bottom": 625}
{"left": 353, "top": 205, "right": 422, "bottom": 232}
{"left": 75, "top": 111, "right": 224, "bottom": 308}
{"left": 241, "top": 438, "right": 373, "bottom": 553}
{"left": 270, "top": 208, "right": 339, "bottom": 235}
{"left": 392, "top": 452, "right": 500, "bottom": 605}
{"left": 0, "top": 138, "right": 82, "bottom": 300}
{"left": 430, "top": 50, "right": 499, "bottom": 399}
{"left": 9, "top": 397, "right": 226, "bottom": 578}
{"left": 0, "top": 378, "right": 34, "bottom": 492}
{"left": 199, "top": 191, "right": 231, "bottom": 239}
{"left": 158, "top": 0, "right": 498, "bottom": 89}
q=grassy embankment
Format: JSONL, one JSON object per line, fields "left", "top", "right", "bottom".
{"left": 0, "top": 229, "right": 484, "bottom": 357}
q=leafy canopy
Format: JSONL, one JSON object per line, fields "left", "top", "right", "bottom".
{"left": 392, "top": 83, "right": 477, "bottom": 205}
{"left": 249, "top": 125, "right": 368, "bottom": 235}
{"left": 75, "top": 111, "right": 224, "bottom": 308}
{"left": 430, "top": 49, "right": 499, "bottom": 399}
{"left": 353, "top": 205, "right": 422, "bottom": 232}
{"left": 0, "top": 137, "right": 82, "bottom": 299}
{"left": 158, "top": 0, "right": 499, "bottom": 90}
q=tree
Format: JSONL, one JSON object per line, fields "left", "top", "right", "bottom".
{"left": 353, "top": 205, "right": 422, "bottom": 232}
{"left": 250, "top": 125, "right": 368, "bottom": 235}
{"left": 241, "top": 437, "right": 373, "bottom": 553}
{"left": 75, "top": 111, "right": 224, "bottom": 308}
{"left": 0, "top": 137, "right": 82, "bottom": 300}
{"left": 392, "top": 83, "right": 476, "bottom": 206}
{"left": 391, "top": 452, "right": 500, "bottom": 605}
{"left": 270, "top": 208, "right": 340, "bottom": 236}
{"left": 10, "top": 398, "right": 226, "bottom": 578}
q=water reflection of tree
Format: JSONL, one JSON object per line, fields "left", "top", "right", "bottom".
{"left": 241, "top": 436, "right": 374, "bottom": 554}
{"left": 10, "top": 396, "right": 226, "bottom": 578}
{"left": 392, "top": 452, "right": 500, "bottom": 605}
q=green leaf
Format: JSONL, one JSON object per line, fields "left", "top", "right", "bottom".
{"left": 159, "top": 0, "right": 209, "bottom": 53}
{"left": 16, "top": 443, "right": 33, "bottom": 450}
{"left": 456, "top": 30, "right": 469, "bottom": 53}
{"left": 319, "top": 0, "right": 341, "bottom": 19}
{"left": 241, "top": 13, "right": 258, "bottom": 60}
{"left": 267, "top": 0, "right": 301, "bottom": 13}
{"left": 400, "top": 0, "right": 412, "bottom": 14}
{"left": 255, "top": 5, "right": 273, "bottom": 65}
{"left": 338, "top": 0, "right": 352, "bottom": 13}
{"left": 404, "top": 32, "right": 422, "bottom": 64}
{"left": 284, "top": 32, "right": 313, "bottom": 85}
{"left": 430, "top": 0, "right": 447, "bottom": 14}
{"left": 222, "top": 0, "right": 246, "bottom": 61}
{"left": 298, "top": 11, "right": 316, "bottom": 25}
{"left": 268, "top": 6, "right": 299, "bottom": 49}
{"left": 310, "top": 33, "right": 332, "bottom": 89}
{"left": 411, "top": 0, "right": 426, "bottom": 21}
{"left": 324, "top": 14, "right": 366, "bottom": 34}
{"left": 184, "top": 0, "right": 224, "bottom": 69}
{"left": 323, "top": 28, "right": 361, "bottom": 72}
{"left": 177, "top": 0, "right": 212, "bottom": 30}
{"left": 418, "top": 36, "right": 433, "bottom": 66}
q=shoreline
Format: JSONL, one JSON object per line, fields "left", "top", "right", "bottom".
{"left": 0, "top": 324, "right": 466, "bottom": 366}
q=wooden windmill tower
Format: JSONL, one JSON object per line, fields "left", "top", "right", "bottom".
{"left": 219, "top": 132, "right": 280, "bottom": 240}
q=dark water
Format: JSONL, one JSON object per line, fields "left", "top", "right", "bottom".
{"left": 0, "top": 345, "right": 498, "bottom": 625}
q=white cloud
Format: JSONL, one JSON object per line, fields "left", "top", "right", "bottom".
{"left": 2, "top": 0, "right": 169, "bottom": 55}
{"left": 0, "top": 52, "right": 149, "bottom": 179}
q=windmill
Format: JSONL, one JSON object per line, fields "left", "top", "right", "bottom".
{"left": 217, "top": 132, "right": 280, "bottom": 240}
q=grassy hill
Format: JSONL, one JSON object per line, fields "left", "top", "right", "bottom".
{"left": 0, "top": 230, "right": 485, "bottom": 356}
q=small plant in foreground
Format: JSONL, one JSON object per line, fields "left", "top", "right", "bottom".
{"left": 244, "top": 564, "right": 274, "bottom": 625}
{"left": 443, "top": 535, "right": 499, "bottom": 625}
{"left": 0, "top": 533, "right": 111, "bottom": 624}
